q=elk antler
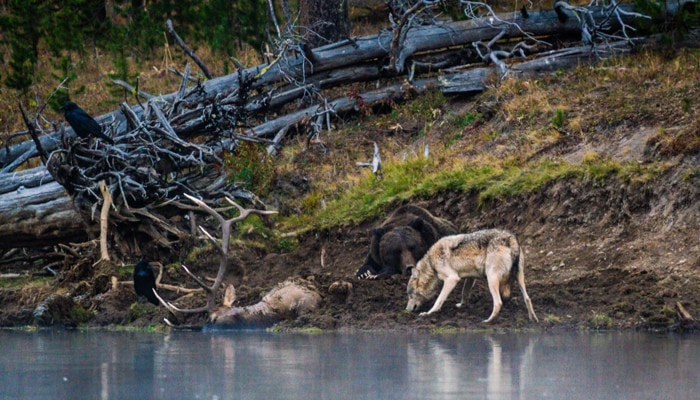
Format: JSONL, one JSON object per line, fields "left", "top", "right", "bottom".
{"left": 157, "top": 193, "right": 277, "bottom": 315}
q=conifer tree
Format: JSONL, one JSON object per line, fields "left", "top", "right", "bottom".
{"left": 0, "top": 0, "right": 45, "bottom": 93}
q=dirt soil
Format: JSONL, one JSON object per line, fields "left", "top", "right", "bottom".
{"left": 1, "top": 99, "right": 699, "bottom": 333}
{"left": 265, "top": 161, "right": 700, "bottom": 332}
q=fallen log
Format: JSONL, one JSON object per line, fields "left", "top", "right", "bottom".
{"left": 0, "top": 181, "right": 87, "bottom": 248}
{"left": 439, "top": 39, "right": 636, "bottom": 94}
{"left": 0, "top": 167, "right": 55, "bottom": 195}
{"left": 243, "top": 78, "right": 438, "bottom": 140}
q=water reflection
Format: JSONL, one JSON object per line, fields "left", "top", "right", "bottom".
{"left": 1, "top": 330, "right": 698, "bottom": 400}
{"left": 403, "top": 333, "right": 538, "bottom": 399}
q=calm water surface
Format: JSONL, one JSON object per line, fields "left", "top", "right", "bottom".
{"left": 0, "top": 329, "right": 697, "bottom": 400}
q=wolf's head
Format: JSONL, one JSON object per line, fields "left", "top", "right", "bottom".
{"left": 406, "top": 259, "right": 437, "bottom": 312}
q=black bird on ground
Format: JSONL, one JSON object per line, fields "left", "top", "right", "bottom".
{"left": 61, "top": 101, "right": 115, "bottom": 144}
{"left": 133, "top": 259, "right": 159, "bottom": 305}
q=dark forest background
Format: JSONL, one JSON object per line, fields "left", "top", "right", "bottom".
{"left": 0, "top": 0, "right": 267, "bottom": 95}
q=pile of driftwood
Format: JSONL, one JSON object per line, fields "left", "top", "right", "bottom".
{"left": 44, "top": 76, "right": 267, "bottom": 257}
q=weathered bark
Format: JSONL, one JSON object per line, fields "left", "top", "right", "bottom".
{"left": 0, "top": 167, "right": 54, "bottom": 195}
{"left": 0, "top": 180, "right": 87, "bottom": 248}
{"left": 439, "top": 40, "right": 637, "bottom": 94}
{"left": 243, "top": 78, "right": 438, "bottom": 140}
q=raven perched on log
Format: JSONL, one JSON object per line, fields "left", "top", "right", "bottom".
{"left": 133, "top": 259, "right": 159, "bottom": 305}
{"left": 61, "top": 101, "right": 115, "bottom": 144}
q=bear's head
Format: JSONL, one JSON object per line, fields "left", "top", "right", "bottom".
{"left": 378, "top": 224, "right": 428, "bottom": 275}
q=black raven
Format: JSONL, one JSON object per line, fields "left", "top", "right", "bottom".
{"left": 133, "top": 259, "right": 159, "bottom": 305}
{"left": 520, "top": 6, "right": 529, "bottom": 19}
{"left": 61, "top": 101, "right": 115, "bottom": 144}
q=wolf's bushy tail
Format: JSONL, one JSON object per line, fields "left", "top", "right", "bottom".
{"left": 508, "top": 235, "right": 521, "bottom": 284}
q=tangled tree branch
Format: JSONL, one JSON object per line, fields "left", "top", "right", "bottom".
{"left": 554, "top": 0, "right": 651, "bottom": 48}
{"left": 156, "top": 193, "right": 277, "bottom": 316}
{"left": 40, "top": 66, "right": 273, "bottom": 257}
{"left": 166, "top": 19, "right": 213, "bottom": 80}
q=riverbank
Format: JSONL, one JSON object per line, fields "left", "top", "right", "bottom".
{"left": 1, "top": 48, "right": 699, "bottom": 333}
{"left": 3, "top": 157, "right": 698, "bottom": 333}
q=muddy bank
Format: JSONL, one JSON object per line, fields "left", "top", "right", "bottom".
{"left": 266, "top": 162, "right": 700, "bottom": 332}
{"left": 4, "top": 157, "right": 696, "bottom": 333}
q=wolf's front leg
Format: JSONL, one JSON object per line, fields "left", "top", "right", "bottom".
{"left": 420, "top": 275, "right": 460, "bottom": 316}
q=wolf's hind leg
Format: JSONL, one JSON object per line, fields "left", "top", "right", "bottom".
{"left": 500, "top": 279, "right": 512, "bottom": 300}
{"left": 456, "top": 278, "right": 475, "bottom": 308}
{"left": 483, "top": 270, "right": 503, "bottom": 323}
{"left": 517, "top": 273, "right": 538, "bottom": 322}
{"left": 516, "top": 252, "right": 539, "bottom": 322}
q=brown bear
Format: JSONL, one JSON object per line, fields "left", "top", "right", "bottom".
{"left": 355, "top": 205, "right": 458, "bottom": 279}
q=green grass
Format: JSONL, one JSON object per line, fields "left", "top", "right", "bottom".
{"left": 551, "top": 109, "right": 566, "bottom": 129}
{"left": 70, "top": 303, "right": 94, "bottom": 324}
{"left": 588, "top": 313, "right": 613, "bottom": 330}
{"left": 544, "top": 314, "right": 561, "bottom": 324}
{"left": 116, "top": 265, "right": 133, "bottom": 280}
{"left": 276, "top": 237, "right": 299, "bottom": 252}
{"left": 477, "top": 159, "right": 575, "bottom": 203}
{"left": 280, "top": 152, "right": 664, "bottom": 233}
{"left": 0, "top": 275, "right": 53, "bottom": 289}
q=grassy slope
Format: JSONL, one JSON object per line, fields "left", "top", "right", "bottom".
{"left": 274, "top": 48, "right": 699, "bottom": 233}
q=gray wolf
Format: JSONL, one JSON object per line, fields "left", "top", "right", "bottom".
{"left": 355, "top": 204, "right": 457, "bottom": 279}
{"left": 406, "top": 229, "right": 538, "bottom": 323}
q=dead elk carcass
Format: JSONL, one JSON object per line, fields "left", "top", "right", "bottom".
{"left": 205, "top": 279, "right": 322, "bottom": 330}
{"left": 156, "top": 195, "right": 321, "bottom": 330}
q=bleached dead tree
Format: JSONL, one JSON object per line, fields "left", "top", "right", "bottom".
{"left": 388, "top": 0, "right": 652, "bottom": 79}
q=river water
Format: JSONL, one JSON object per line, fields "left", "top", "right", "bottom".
{"left": 0, "top": 329, "right": 697, "bottom": 400}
